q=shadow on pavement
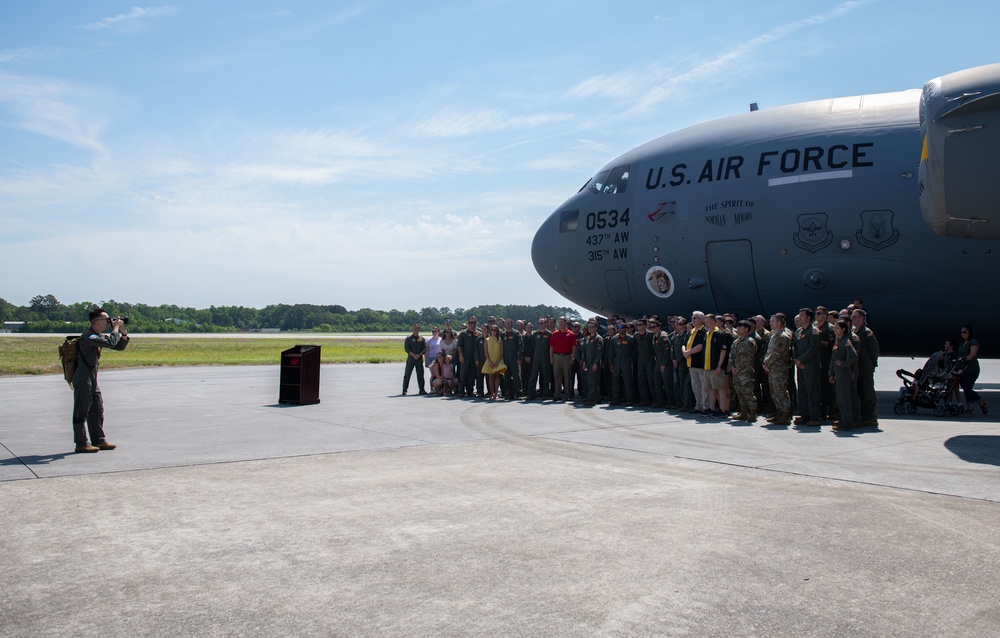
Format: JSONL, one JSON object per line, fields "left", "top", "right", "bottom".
{"left": 944, "top": 435, "right": 1000, "bottom": 466}
{"left": 0, "top": 452, "right": 73, "bottom": 466}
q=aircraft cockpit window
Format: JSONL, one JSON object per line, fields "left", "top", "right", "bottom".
{"left": 606, "top": 164, "right": 629, "bottom": 194}
{"left": 584, "top": 164, "right": 630, "bottom": 194}
{"left": 585, "top": 171, "right": 610, "bottom": 195}
{"left": 559, "top": 210, "right": 579, "bottom": 233}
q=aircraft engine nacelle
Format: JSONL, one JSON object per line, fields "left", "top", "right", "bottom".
{"left": 919, "top": 63, "right": 1000, "bottom": 239}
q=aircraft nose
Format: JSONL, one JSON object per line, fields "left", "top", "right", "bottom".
{"left": 531, "top": 209, "right": 562, "bottom": 290}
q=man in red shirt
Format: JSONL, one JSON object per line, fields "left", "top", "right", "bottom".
{"left": 549, "top": 316, "right": 578, "bottom": 401}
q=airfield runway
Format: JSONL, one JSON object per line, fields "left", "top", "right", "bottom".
{"left": 2, "top": 358, "right": 999, "bottom": 637}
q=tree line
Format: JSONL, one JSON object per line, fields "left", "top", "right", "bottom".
{"left": 0, "top": 295, "right": 582, "bottom": 333}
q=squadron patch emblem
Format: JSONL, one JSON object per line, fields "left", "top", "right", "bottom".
{"left": 793, "top": 213, "right": 833, "bottom": 253}
{"left": 645, "top": 266, "right": 674, "bottom": 298}
{"left": 856, "top": 209, "right": 900, "bottom": 251}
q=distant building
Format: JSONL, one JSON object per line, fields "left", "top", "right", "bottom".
{"left": 2, "top": 321, "right": 26, "bottom": 333}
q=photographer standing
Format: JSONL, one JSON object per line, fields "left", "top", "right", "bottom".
{"left": 72, "top": 307, "right": 130, "bottom": 453}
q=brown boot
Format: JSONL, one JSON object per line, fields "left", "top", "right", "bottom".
{"left": 772, "top": 410, "right": 792, "bottom": 425}
{"left": 746, "top": 409, "right": 757, "bottom": 423}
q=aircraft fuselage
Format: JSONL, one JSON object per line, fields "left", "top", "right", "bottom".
{"left": 532, "top": 65, "right": 1000, "bottom": 353}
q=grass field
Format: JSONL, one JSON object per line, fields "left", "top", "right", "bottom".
{"left": 0, "top": 336, "right": 406, "bottom": 377}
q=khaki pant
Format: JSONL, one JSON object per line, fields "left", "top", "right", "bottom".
{"left": 553, "top": 353, "right": 573, "bottom": 399}
{"left": 689, "top": 367, "right": 707, "bottom": 410}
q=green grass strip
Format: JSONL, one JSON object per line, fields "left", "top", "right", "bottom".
{"left": 0, "top": 336, "right": 407, "bottom": 377}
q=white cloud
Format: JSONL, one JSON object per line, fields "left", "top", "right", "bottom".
{"left": 568, "top": 0, "right": 869, "bottom": 114}
{"left": 0, "top": 47, "right": 59, "bottom": 64}
{"left": 412, "top": 107, "right": 573, "bottom": 138}
{"left": 80, "top": 6, "right": 177, "bottom": 32}
{"left": 186, "top": 123, "right": 442, "bottom": 186}
{"left": 0, "top": 161, "right": 123, "bottom": 222}
{"left": 0, "top": 71, "right": 115, "bottom": 152}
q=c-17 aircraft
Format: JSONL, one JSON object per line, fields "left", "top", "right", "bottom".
{"left": 532, "top": 63, "right": 1000, "bottom": 352}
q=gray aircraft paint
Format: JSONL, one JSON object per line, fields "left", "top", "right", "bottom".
{"left": 532, "top": 64, "right": 1000, "bottom": 352}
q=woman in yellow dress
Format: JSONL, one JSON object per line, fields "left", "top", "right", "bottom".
{"left": 481, "top": 324, "right": 508, "bottom": 400}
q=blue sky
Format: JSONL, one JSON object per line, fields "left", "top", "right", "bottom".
{"left": 1, "top": 1, "right": 997, "bottom": 313}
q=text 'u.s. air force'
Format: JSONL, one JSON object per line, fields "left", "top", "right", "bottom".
{"left": 644, "top": 142, "right": 874, "bottom": 189}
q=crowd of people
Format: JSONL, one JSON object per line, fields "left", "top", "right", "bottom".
{"left": 401, "top": 300, "right": 987, "bottom": 431}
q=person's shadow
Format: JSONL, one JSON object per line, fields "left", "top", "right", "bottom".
{"left": 0, "top": 452, "right": 73, "bottom": 466}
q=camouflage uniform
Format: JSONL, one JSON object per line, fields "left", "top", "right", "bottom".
{"left": 764, "top": 327, "right": 793, "bottom": 419}
{"left": 754, "top": 327, "right": 772, "bottom": 411}
{"left": 730, "top": 335, "right": 758, "bottom": 415}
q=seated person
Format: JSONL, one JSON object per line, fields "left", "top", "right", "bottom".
{"left": 441, "top": 354, "right": 458, "bottom": 395}
{"left": 911, "top": 339, "right": 958, "bottom": 401}
{"left": 430, "top": 353, "right": 459, "bottom": 396}
{"left": 430, "top": 352, "right": 447, "bottom": 395}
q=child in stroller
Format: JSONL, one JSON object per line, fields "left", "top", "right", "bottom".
{"left": 893, "top": 340, "right": 963, "bottom": 417}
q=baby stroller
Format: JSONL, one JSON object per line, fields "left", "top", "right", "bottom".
{"left": 893, "top": 351, "right": 963, "bottom": 417}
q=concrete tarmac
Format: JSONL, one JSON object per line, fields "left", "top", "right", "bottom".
{"left": 2, "top": 358, "right": 999, "bottom": 637}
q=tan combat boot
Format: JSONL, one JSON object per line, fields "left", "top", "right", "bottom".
{"left": 772, "top": 410, "right": 792, "bottom": 425}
